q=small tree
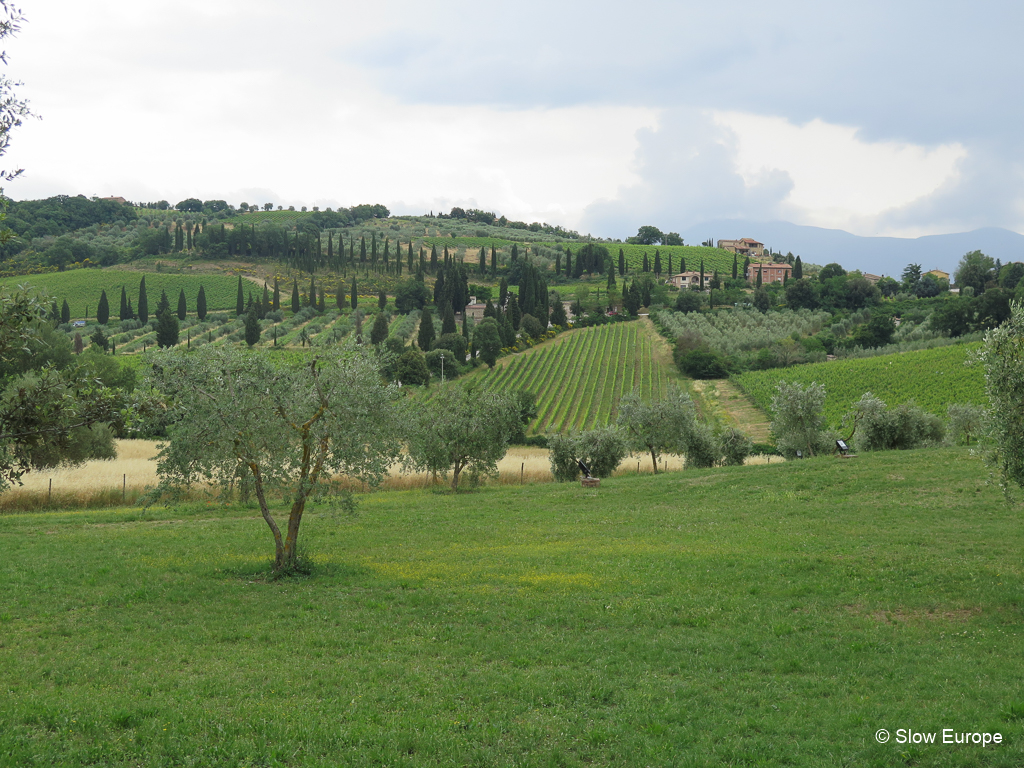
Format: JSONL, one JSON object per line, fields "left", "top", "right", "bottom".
{"left": 947, "top": 403, "right": 985, "bottom": 446}
{"left": 548, "top": 427, "right": 629, "bottom": 482}
{"left": 155, "top": 303, "right": 180, "bottom": 348}
{"left": 147, "top": 344, "right": 400, "bottom": 573}
{"left": 90, "top": 325, "right": 109, "bottom": 352}
{"left": 474, "top": 318, "right": 501, "bottom": 368}
{"left": 378, "top": 290, "right": 387, "bottom": 311}
{"left": 720, "top": 428, "right": 753, "bottom": 466}
{"left": 177, "top": 289, "right": 187, "bottom": 321}
{"left": 404, "top": 382, "right": 521, "bottom": 490}
{"left": 769, "top": 381, "right": 832, "bottom": 459}
{"left": 396, "top": 349, "right": 430, "bottom": 386}
{"left": 138, "top": 276, "right": 149, "bottom": 324}
{"left": 60, "top": 299, "right": 70, "bottom": 325}
{"left": 291, "top": 280, "right": 301, "bottom": 315}
{"left": 616, "top": 387, "right": 699, "bottom": 473}
{"left": 72, "top": 332, "right": 84, "bottom": 354}
{"left": 197, "top": 285, "right": 207, "bottom": 320}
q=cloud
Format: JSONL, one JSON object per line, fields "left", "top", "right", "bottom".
{"left": 582, "top": 109, "right": 793, "bottom": 238}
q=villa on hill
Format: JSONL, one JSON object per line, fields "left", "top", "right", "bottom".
{"left": 667, "top": 271, "right": 704, "bottom": 289}
{"left": 718, "top": 238, "right": 765, "bottom": 257}
{"left": 745, "top": 262, "right": 793, "bottom": 284}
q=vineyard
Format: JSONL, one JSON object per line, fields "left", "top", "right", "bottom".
{"left": 469, "top": 319, "right": 682, "bottom": 434}
{"left": 733, "top": 343, "right": 988, "bottom": 427}
{"left": 0, "top": 270, "right": 244, "bottom": 318}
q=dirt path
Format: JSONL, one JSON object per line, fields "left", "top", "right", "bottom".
{"left": 692, "top": 379, "right": 772, "bottom": 443}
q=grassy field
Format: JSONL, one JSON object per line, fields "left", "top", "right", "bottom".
{"left": 1, "top": 447, "right": 1022, "bottom": 766}
{"left": 469, "top": 319, "right": 682, "bottom": 434}
{"left": 0, "top": 270, "right": 244, "bottom": 318}
{"left": 733, "top": 343, "right": 988, "bottom": 427}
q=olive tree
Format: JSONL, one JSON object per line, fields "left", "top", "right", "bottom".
{"left": 403, "top": 381, "right": 521, "bottom": 490}
{"left": 548, "top": 426, "right": 629, "bottom": 481}
{"left": 616, "top": 387, "right": 702, "bottom": 473}
{"left": 769, "top": 381, "right": 834, "bottom": 458}
{"left": 146, "top": 343, "right": 401, "bottom": 572}
{"left": 976, "top": 300, "right": 1024, "bottom": 496}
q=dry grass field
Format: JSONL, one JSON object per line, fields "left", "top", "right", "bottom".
{"left": 1, "top": 441, "right": 783, "bottom": 510}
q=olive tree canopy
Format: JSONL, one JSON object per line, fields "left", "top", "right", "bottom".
{"left": 147, "top": 343, "right": 401, "bottom": 572}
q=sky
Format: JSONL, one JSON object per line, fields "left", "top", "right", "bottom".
{"left": 4, "top": 0, "right": 1022, "bottom": 241}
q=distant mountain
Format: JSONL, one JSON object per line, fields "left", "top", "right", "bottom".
{"left": 679, "top": 220, "right": 1024, "bottom": 277}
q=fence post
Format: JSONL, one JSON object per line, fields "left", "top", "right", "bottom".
{"left": 48, "top": 478, "right": 51, "bottom": 504}
{"left": 521, "top": 462, "right": 524, "bottom": 485}
{"left": 123, "top": 474, "right": 126, "bottom": 502}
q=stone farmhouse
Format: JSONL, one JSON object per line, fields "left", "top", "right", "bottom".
{"left": 718, "top": 238, "right": 765, "bottom": 257}
{"left": 744, "top": 262, "right": 793, "bottom": 284}
{"left": 667, "top": 271, "right": 704, "bottom": 290}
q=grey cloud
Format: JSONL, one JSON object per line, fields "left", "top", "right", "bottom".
{"left": 581, "top": 109, "right": 793, "bottom": 238}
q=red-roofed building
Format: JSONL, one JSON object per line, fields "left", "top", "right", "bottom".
{"left": 745, "top": 262, "right": 792, "bottom": 284}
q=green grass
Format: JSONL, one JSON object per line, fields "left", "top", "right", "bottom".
{"left": 471, "top": 319, "right": 679, "bottom": 434}
{"left": 1, "top": 447, "right": 1023, "bottom": 766}
{"left": 733, "top": 343, "right": 988, "bottom": 426}
{"left": 1, "top": 270, "right": 245, "bottom": 318}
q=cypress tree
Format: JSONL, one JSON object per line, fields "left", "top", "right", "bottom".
{"left": 308, "top": 276, "right": 316, "bottom": 308}
{"left": 291, "top": 280, "right": 301, "bottom": 314}
{"left": 370, "top": 312, "right": 389, "bottom": 346}
{"left": 157, "top": 289, "right": 170, "bottom": 316}
{"left": 126, "top": 297, "right": 134, "bottom": 321}
{"left": 668, "top": 253, "right": 673, "bottom": 276}
{"left": 700, "top": 260, "right": 705, "bottom": 289}
{"left": 155, "top": 293, "right": 179, "bottom": 348}
{"left": 794, "top": 256, "right": 803, "bottom": 279}
{"left": 236, "top": 275, "right": 244, "bottom": 315}
{"left": 743, "top": 256, "right": 750, "bottom": 280}
{"left": 511, "top": 244, "right": 519, "bottom": 264}
{"left": 732, "top": 254, "right": 738, "bottom": 280}
{"left": 479, "top": 246, "right": 486, "bottom": 275}
{"left": 359, "top": 236, "right": 367, "bottom": 263}
{"left": 97, "top": 290, "right": 109, "bottom": 325}
{"left": 197, "top": 286, "right": 207, "bottom": 320}
{"left": 491, "top": 245, "right": 497, "bottom": 276}
{"left": 618, "top": 248, "right": 625, "bottom": 276}
{"left": 378, "top": 290, "right": 387, "bottom": 310}
{"left": 317, "top": 289, "right": 325, "bottom": 314}
{"left": 441, "top": 302, "right": 457, "bottom": 335}
{"left": 756, "top": 263, "right": 763, "bottom": 287}
{"left": 138, "top": 276, "right": 149, "bottom": 324}
{"left": 555, "top": 253, "right": 561, "bottom": 276}
{"left": 119, "top": 286, "right": 128, "bottom": 321}
{"left": 408, "top": 242, "right": 414, "bottom": 273}
{"left": 564, "top": 248, "right": 571, "bottom": 277}
{"left": 607, "top": 265, "right": 616, "bottom": 289}
{"left": 336, "top": 282, "right": 345, "bottom": 310}
{"left": 262, "top": 283, "right": 270, "bottom": 316}
{"left": 272, "top": 278, "right": 280, "bottom": 311}
{"left": 186, "top": 222, "right": 193, "bottom": 251}
{"left": 509, "top": 295, "right": 521, "bottom": 331}
{"left": 642, "top": 253, "right": 649, "bottom": 273}
{"left": 462, "top": 306, "right": 468, "bottom": 340}
{"left": 244, "top": 304, "right": 261, "bottom": 346}
{"left": 61, "top": 299, "right": 70, "bottom": 324}
{"left": 681, "top": 257, "right": 686, "bottom": 273}
{"left": 654, "top": 250, "right": 662, "bottom": 276}
{"left": 351, "top": 278, "right": 358, "bottom": 310}
{"left": 430, "top": 245, "right": 438, "bottom": 273}
{"left": 177, "top": 289, "right": 187, "bottom": 321}
{"left": 417, "top": 308, "right": 435, "bottom": 351}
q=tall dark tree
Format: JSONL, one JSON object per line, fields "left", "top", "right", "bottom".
{"left": 60, "top": 299, "right": 70, "bottom": 325}
{"left": 177, "top": 289, "right": 187, "bottom": 321}
{"left": 732, "top": 254, "right": 738, "bottom": 280}
{"left": 317, "top": 289, "right": 325, "bottom": 314}
{"left": 291, "top": 280, "right": 301, "bottom": 315}
{"left": 138, "top": 276, "right": 149, "bottom": 324}
{"left": 196, "top": 285, "right": 208, "bottom": 320}
{"left": 564, "top": 247, "right": 571, "bottom": 277}
{"left": 307, "top": 276, "right": 316, "bottom": 308}
{"left": 97, "top": 290, "right": 109, "bottom": 325}
{"left": 654, "top": 250, "right": 662, "bottom": 277}
{"left": 430, "top": 244, "right": 438, "bottom": 273}
{"left": 479, "top": 246, "right": 486, "bottom": 275}
{"left": 244, "top": 303, "right": 261, "bottom": 346}
{"left": 378, "top": 290, "right": 387, "bottom": 310}
{"left": 370, "top": 312, "right": 389, "bottom": 346}
{"left": 793, "top": 256, "right": 803, "bottom": 280}
{"left": 350, "top": 278, "right": 358, "bottom": 310}
{"left": 441, "top": 302, "right": 457, "bottom": 336}
{"left": 700, "top": 260, "right": 705, "bottom": 289}
{"left": 418, "top": 308, "right": 436, "bottom": 351}
{"left": 236, "top": 275, "right": 245, "bottom": 316}
{"left": 490, "top": 245, "right": 497, "bottom": 276}
{"left": 155, "top": 293, "right": 179, "bottom": 348}
{"left": 336, "top": 282, "right": 345, "bottom": 311}
{"left": 272, "top": 278, "right": 280, "bottom": 311}
{"left": 618, "top": 248, "right": 625, "bottom": 276}
{"left": 262, "top": 283, "right": 270, "bottom": 317}
{"left": 119, "top": 286, "right": 129, "bottom": 321}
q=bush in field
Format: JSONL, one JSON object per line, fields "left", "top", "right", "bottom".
{"left": 548, "top": 427, "right": 629, "bottom": 482}
{"left": 770, "top": 381, "right": 835, "bottom": 459}
{"left": 396, "top": 349, "right": 430, "bottom": 386}
{"left": 685, "top": 423, "right": 721, "bottom": 468}
{"left": 947, "top": 403, "right": 985, "bottom": 446}
{"left": 720, "top": 427, "right": 754, "bottom": 466}
{"left": 850, "top": 393, "right": 944, "bottom": 451}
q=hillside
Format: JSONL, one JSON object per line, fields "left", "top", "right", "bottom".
{"left": 733, "top": 343, "right": 988, "bottom": 427}
{"left": 467, "top": 318, "right": 682, "bottom": 434}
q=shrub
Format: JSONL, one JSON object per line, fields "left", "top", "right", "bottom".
{"left": 685, "top": 424, "right": 721, "bottom": 468}
{"left": 770, "top": 381, "right": 836, "bottom": 459}
{"left": 851, "top": 393, "right": 945, "bottom": 451}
